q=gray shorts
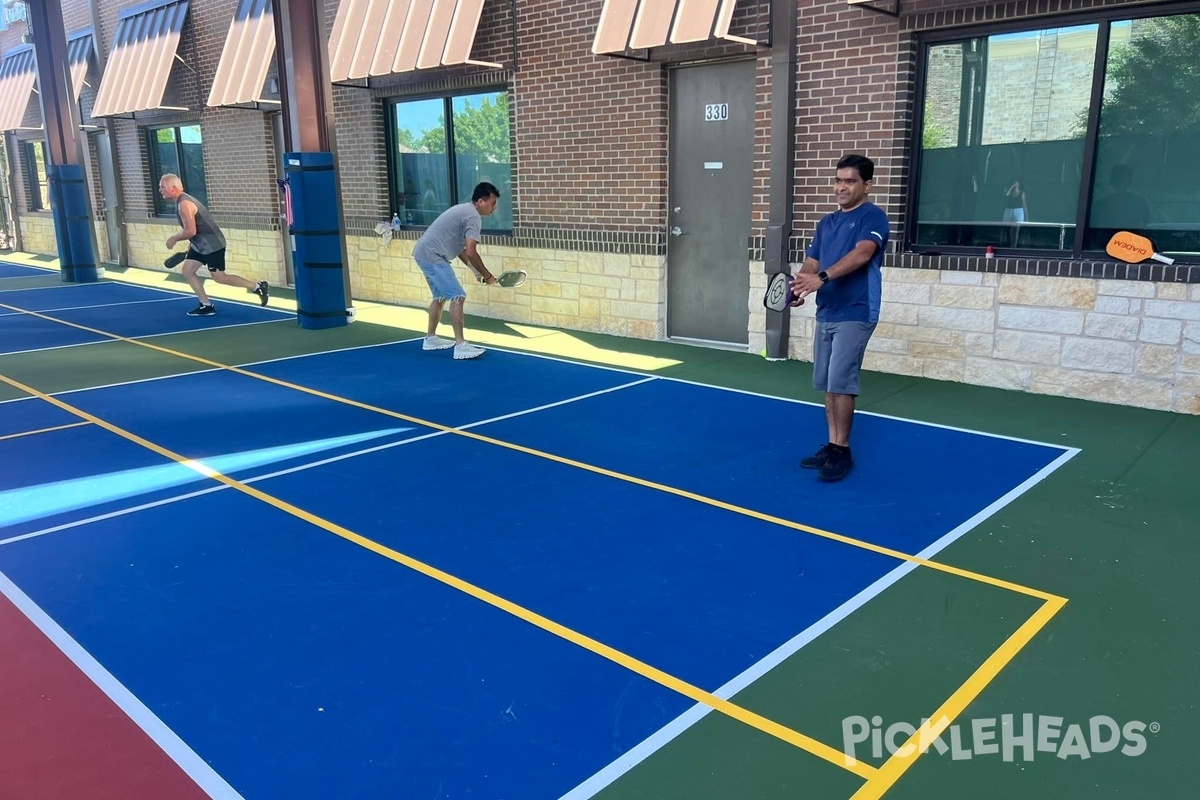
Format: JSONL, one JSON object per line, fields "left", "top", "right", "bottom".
{"left": 813, "top": 320, "right": 876, "bottom": 396}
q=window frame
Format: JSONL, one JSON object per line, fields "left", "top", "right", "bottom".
{"left": 383, "top": 87, "right": 512, "bottom": 235}
{"left": 21, "top": 139, "right": 47, "bottom": 211}
{"left": 145, "top": 123, "right": 207, "bottom": 217}
{"left": 906, "top": 1, "right": 1200, "bottom": 261}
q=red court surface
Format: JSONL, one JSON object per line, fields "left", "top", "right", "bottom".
{"left": 0, "top": 591, "right": 209, "bottom": 800}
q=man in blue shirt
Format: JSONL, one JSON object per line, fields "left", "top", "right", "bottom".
{"left": 790, "top": 154, "right": 889, "bottom": 482}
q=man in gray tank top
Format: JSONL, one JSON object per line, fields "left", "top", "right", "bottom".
{"left": 160, "top": 173, "right": 270, "bottom": 316}
{"left": 411, "top": 182, "right": 501, "bottom": 360}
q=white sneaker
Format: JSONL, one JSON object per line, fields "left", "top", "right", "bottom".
{"left": 422, "top": 336, "right": 455, "bottom": 351}
{"left": 453, "top": 342, "right": 485, "bottom": 360}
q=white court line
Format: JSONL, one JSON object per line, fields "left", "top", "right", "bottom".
{"left": 0, "top": 317, "right": 294, "bottom": 359}
{"left": 0, "top": 570, "right": 245, "bottom": 799}
{"left": 0, "top": 297, "right": 183, "bottom": 317}
{"left": 560, "top": 445, "right": 1080, "bottom": 799}
{"left": 214, "top": 335, "right": 1073, "bottom": 454}
{"left": 0, "top": 282, "right": 93, "bottom": 294}
{"left": 1, "top": 318, "right": 1083, "bottom": 793}
{"left": 0, "top": 376, "right": 656, "bottom": 549}
{"left": 0, "top": 337, "right": 427, "bottom": 409}
{"left": 479, "top": 342, "right": 1075, "bottom": 452}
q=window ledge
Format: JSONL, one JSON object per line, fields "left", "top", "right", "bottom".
{"left": 894, "top": 251, "right": 1199, "bottom": 283}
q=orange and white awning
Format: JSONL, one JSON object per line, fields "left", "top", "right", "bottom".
{"left": 593, "top": 0, "right": 754, "bottom": 54}
{"left": 207, "top": 0, "right": 276, "bottom": 107}
{"left": 67, "top": 30, "right": 95, "bottom": 100}
{"left": 328, "top": 0, "right": 501, "bottom": 82}
{"left": 91, "top": 0, "right": 190, "bottom": 118}
{"left": 0, "top": 46, "right": 38, "bottom": 132}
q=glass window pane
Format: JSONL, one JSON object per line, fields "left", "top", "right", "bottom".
{"left": 179, "top": 125, "right": 208, "bottom": 208}
{"left": 392, "top": 98, "right": 448, "bottom": 226}
{"left": 916, "top": 26, "right": 1097, "bottom": 251}
{"left": 30, "top": 141, "right": 48, "bottom": 210}
{"left": 150, "top": 127, "right": 180, "bottom": 215}
{"left": 1085, "top": 13, "right": 1200, "bottom": 257}
{"left": 452, "top": 92, "right": 511, "bottom": 231}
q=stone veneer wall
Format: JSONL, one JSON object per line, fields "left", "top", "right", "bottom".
{"left": 16, "top": 214, "right": 57, "bottom": 255}
{"left": 15, "top": 217, "right": 108, "bottom": 267}
{"left": 124, "top": 221, "right": 286, "bottom": 285}
{"left": 749, "top": 267, "right": 1200, "bottom": 414}
{"left": 347, "top": 235, "right": 666, "bottom": 340}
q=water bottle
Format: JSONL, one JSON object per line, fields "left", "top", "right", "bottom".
{"left": 391, "top": 213, "right": 401, "bottom": 232}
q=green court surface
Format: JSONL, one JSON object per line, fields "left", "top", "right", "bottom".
{"left": 1, "top": 257, "right": 1194, "bottom": 799}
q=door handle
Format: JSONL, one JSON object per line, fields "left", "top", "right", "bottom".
{"left": 670, "top": 226, "right": 685, "bottom": 236}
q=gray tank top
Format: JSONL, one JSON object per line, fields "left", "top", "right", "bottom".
{"left": 177, "top": 192, "right": 226, "bottom": 254}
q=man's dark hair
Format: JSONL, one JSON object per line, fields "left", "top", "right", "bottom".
{"left": 837, "top": 154, "right": 875, "bottom": 182}
{"left": 472, "top": 182, "right": 500, "bottom": 202}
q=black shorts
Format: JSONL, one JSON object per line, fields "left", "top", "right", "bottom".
{"left": 186, "top": 247, "right": 227, "bottom": 271}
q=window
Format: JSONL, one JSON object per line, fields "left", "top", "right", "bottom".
{"left": 913, "top": 10, "right": 1200, "bottom": 260}
{"left": 1, "top": 1, "right": 27, "bottom": 31}
{"left": 22, "top": 140, "right": 47, "bottom": 211}
{"left": 147, "top": 124, "right": 208, "bottom": 216}
{"left": 386, "top": 91, "right": 512, "bottom": 231}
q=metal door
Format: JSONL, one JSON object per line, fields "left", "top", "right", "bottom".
{"left": 667, "top": 61, "right": 755, "bottom": 345}
{"left": 93, "top": 131, "right": 120, "bottom": 261}
{"left": 271, "top": 112, "right": 296, "bottom": 286}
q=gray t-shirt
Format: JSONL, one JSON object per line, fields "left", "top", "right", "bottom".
{"left": 412, "top": 202, "right": 481, "bottom": 264}
{"left": 176, "top": 192, "right": 226, "bottom": 254}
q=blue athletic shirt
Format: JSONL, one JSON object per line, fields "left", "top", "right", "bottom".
{"left": 806, "top": 202, "right": 889, "bottom": 323}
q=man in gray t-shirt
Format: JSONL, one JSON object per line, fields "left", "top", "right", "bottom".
{"left": 159, "top": 173, "right": 269, "bottom": 317}
{"left": 412, "top": 182, "right": 500, "bottom": 360}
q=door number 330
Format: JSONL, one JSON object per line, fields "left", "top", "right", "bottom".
{"left": 704, "top": 103, "right": 729, "bottom": 121}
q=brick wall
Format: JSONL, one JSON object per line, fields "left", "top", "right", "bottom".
{"left": 514, "top": 0, "right": 666, "bottom": 233}
{"left": 762, "top": 0, "right": 1199, "bottom": 414}
{"left": 5, "top": 0, "right": 1196, "bottom": 415}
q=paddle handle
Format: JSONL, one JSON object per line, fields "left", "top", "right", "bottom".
{"left": 1151, "top": 252, "right": 1175, "bottom": 265}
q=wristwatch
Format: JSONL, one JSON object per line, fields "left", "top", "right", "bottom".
{"left": 818, "top": 271, "right": 830, "bottom": 283}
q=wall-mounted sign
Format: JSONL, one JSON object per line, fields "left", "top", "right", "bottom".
{"left": 704, "top": 103, "right": 729, "bottom": 121}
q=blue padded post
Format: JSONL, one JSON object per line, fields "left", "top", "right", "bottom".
{"left": 284, "top": 151, "right": 349, "bottom": 330}
{"left": 47, "top": 163, "right": 98, "bottom": 283}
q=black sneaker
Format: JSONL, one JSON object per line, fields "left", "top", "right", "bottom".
{"left": 818, "top": 447, "right": 853, "bottom": 482}
{"left": 187, "top": 303, "right": 216, "bottom": 316}
{"left": 800, "top": 443, "right": 835, "bottom": 469}
{"left": 254, "top": 281, "right": 270, "bottom": 306}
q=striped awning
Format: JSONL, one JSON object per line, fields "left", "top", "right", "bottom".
{"left": 91, "top": 0, "right": 190, "bottom": 117}
{"left": 67, "top": 30, "right": 95, "bottom": 100}
{"left": 207, "top": 0, "right": 276, "bottom": 107}
{"left": 329, "top": 0, "right": 501, "bottom": 82}
{"left": 592, "top": 0, "right": 754, "bottom": 54}
{"left": 0, "top": 46, "right": 38, "bottom": 132}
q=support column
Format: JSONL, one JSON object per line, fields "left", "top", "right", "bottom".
{"left": 764, "top": 0, "right": 799, "bottom": 359}
{"left": 87, "top": 0, "right": 129, "bottom": 267}
{"left": 272, "top": 0, "right": 352, "bottom": 329}
{"left": 28, "top": 0, "right": 99, "bottom": 282}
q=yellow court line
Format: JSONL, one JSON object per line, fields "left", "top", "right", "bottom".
{"left": 2, "top": 300, "right": 1073, "bottom": 792}
{"left": 0, "top": 368, "right": 874, "bottom": 780}
{"left": 0, "top": 421, "right": 91, "bottom": 442}
{"left": 0, "top": 301, "right": 1064, "bottom": 603}
{"left": 848, "top": 596, "right": 1069, "bottom": 799}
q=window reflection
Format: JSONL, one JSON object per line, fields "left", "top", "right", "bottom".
{"left": 453, "top": 92, "right": 511, "bottom": 230}
{"left": 916, "top": 26, "right": 1097, "bottom": 251}
{"left": 148, "top": 124, "right": 208, "bottom": 215}
{"left": 391, "top": 98, "right": 448, "bottom": 226}
{"left": 388, "top": 91, "right": 511, "bottom": 231}
{"left": 1085, "top": 15, "right": 1200, "bottom": 256}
